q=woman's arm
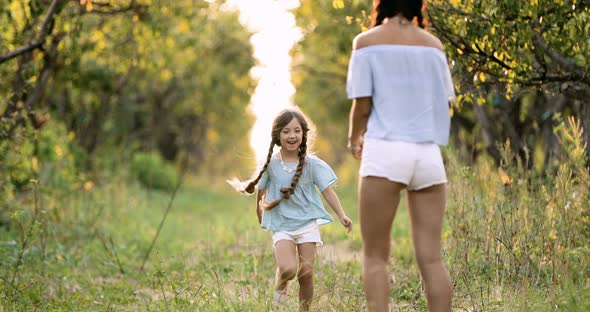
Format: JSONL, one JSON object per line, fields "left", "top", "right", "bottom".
{"left": 256, "top": 189, "right": 265, "bottom": 224}
{"left": 321, "top": 186, "right": 352, "bottom": 232}
{"left": 348, "top": 97, "right": 372, "bottom": 159}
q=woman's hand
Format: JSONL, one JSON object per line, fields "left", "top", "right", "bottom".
{"left": 348, "top": 97, "right": 371, "bottom": 160}
{"left": 347, "top": 141, "right": 363, "bottom": 160}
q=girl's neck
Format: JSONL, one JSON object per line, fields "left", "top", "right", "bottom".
{"left": 279, "top": 149, "right": 299, "bottom": 162}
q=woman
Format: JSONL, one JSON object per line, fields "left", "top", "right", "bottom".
{"left": 346, "top": 1, "right": 455, "bottom": 311}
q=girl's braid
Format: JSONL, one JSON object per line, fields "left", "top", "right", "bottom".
{"left": 283, "top": 138, "right": 307, "bottom": 199}
{"left": 245, "top": 140, "right": 274, "bottom": 194}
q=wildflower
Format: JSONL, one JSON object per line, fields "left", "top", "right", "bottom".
{"left": 84, "top": 181, "right": 94, "bottom": 191}
{"left": 498, "top": 168, "right": 512, "bottom": 185}
{"left": 31, "top": 157, "right": 39, "bottom": 173}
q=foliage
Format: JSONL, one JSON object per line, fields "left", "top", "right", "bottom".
{"left": 0, "top": 0, "right": 257, "bottom": 299}
{"left": 0, "top": 118, "right": 79, "bottom": 224}
{"left": 429, "top": 0, "right": 590, "bottom": 167}
{"left": 131, "top": 152, "right": 178, "bottom": 192}
{"left": 1, "top": 0, "right": 256, "bottom": 180}
{"left": 291, "top": 0, "right": 590, "bottom": 169}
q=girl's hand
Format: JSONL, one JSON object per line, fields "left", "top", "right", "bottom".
{"left": 257, "top": 201, "right": 263, "bottom": 224}
{"left": 339, "top": 215, "right": 353, "bottom": 233}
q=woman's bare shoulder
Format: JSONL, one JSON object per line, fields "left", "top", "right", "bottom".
{"left": 416, "top": 28, "right": 444, "bottom": 51}
{"left": 352, "top": 28, "right": 380, "bottom": 50}
{"left": 353, "top": 26, "right": 444, "bottom": 52}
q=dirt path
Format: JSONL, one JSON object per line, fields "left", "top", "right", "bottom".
{"left": 317, "top": 242, "right": 360, "bottom": 263}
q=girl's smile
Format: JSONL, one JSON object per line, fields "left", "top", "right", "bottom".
{"left": 279, "top": 118, "right": 303, "bottom": 156}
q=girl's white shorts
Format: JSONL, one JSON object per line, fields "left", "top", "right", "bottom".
{"left": 272, "top": 222, "right": 323, "bottom": 247}
{"left": 360, "top": 138, "right": 447, "bottom": 191}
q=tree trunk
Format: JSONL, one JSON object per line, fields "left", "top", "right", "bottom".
{"left": 473, "top": 101, "right": 501, "bottom": 163}
{"left": 581, "top": 98, "right": 590, "bottom": 166}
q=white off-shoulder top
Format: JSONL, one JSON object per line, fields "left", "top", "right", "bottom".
{"left": 346, "top": 44, "right": 455, "bottom": 146}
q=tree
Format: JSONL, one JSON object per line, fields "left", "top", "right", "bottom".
{"left": 429, "top": 0, "right": 590, "bottom": 167}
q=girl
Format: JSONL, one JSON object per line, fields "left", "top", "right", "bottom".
{"left": 231, "top": 107, "right": 352, "bottom": 311}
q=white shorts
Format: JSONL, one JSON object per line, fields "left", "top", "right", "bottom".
{"left": 272, "top": 222, "right": 323, "bottom": 247}
{"left": 360, "top": 138, "right": 447, "bottom": 191}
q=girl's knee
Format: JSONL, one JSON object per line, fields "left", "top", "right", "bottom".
{"left": 278, "top": 265, "right": 297, "bottom": 280}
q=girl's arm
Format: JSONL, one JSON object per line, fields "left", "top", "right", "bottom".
{"left": 348, "top": 97, "right": 372, "bottom": 159}
{"left": 321, "top": 186, "right": 352, "bottom": 233}
{"left": 256, "top": 189, "right": 265, "bottom": 224}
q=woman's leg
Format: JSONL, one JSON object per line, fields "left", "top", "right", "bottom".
{"left": 359, "top": 176, "right": 405, "bottom": 312}
{"left": 296, "top": 242, "right": 317, "bottom": 312}
{"left": 274, "top": 240, "right": 298, "bottom": 296}
{"left": 407, "top": 184, "right": 452, "bottom": 312}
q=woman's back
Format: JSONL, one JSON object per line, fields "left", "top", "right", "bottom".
{"left": 346, "top": 17, "right": 455, "bottom": 146}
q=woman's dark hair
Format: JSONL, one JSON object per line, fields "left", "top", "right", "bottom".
{"left": 230, "top": 108, "right": 309, "bottom": 210}
{"left": 371, "top": 0, "right": 426, "bottom": 29}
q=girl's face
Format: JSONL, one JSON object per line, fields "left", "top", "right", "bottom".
{"left": 279, "top": 118, "right": 303, "bottom": 153}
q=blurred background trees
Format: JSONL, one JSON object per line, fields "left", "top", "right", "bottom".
{"left": 1, "top": 0, "right": 588, "bottom": 206}
{"left": 1, "top": 0, "right": 255, "bottom": 208}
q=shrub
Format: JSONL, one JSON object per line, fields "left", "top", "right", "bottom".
{"left": 131, "top": 152, "right": 178, "bottom": 192}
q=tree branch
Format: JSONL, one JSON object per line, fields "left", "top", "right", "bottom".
{"left": 0, "top": 0, "right": 60, "bottom": 65}
{"left": 533, "top": 34, "right": 587, "bottom": 78}
{"left": 516, "top": 74, "right": 590, "bottom": 86}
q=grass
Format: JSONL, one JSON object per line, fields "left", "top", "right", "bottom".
{"left": 1, "top": 175, "right": 587, "bottom": 311}
{"left": 0, "top": 178, "right": 368, "bottom": 311}
{"left": 1, "top": 117, "right": 589, "bottom": 311}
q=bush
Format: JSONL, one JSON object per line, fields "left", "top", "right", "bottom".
{"left": 131, "top": 152, "right": 178, "bottom": 192}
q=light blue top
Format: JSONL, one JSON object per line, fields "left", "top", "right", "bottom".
{"left": 257, "top": 154, "right": 336, "bottom": 232}
{"left": 346, "top": 44, "right": 456, "bottom": 146}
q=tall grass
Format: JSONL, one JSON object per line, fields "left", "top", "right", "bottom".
{"left": 444, "top": 116, "right": 590, "bottom": 311}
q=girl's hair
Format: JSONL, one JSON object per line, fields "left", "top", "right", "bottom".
{"left": 231, "top": 108, "right": 310, "bottom": 210}
{"left": 371, "top": 0, "right": 427, "bottom": 29}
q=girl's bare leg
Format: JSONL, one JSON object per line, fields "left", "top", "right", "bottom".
{"left": 274, "top": 240, "right": 298, "bottom": 295}
{"left": 407, "top": 184, "right": 452, "bottom": 312}
{"left": 296, "top": 242, "right": 316, "bottom": 312}
{"left": 359, "top": 176, "right": 404, "bottom": 312}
